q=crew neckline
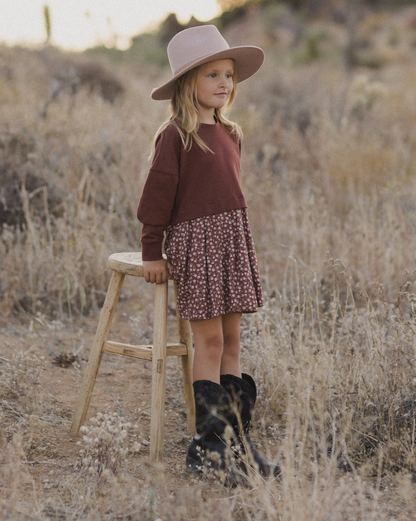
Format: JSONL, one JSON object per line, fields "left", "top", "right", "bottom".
{"left": 199, "top": 114, "right": 219, "bottom": 126}
{"left": 200, "top": 120, "right": 220, "bottom": 128}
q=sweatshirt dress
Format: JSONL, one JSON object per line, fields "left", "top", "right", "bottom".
{"left": 137, "top": 121, "right": 263, "bottom": 321}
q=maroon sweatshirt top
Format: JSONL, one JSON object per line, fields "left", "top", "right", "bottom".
{"left": 137, "top": 121, "right": 247, "bottom": 261}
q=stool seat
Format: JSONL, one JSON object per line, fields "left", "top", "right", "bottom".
{"left": 108, "top": 252, "right": 174, "bottom": 279}
{"left": 71, "top": 251, "right": 195, "bottom": 462}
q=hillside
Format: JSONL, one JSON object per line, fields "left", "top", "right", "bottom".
{"left": 1, "top": 4, "right": 416, "bottom": 520}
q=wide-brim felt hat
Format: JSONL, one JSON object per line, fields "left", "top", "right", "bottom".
{"left": 151, "top": 24, "right": 264, "bottom": 100}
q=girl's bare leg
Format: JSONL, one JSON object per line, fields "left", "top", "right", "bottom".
{"left": 191, "top": 313, "right": 242, "bottom": 383}
{"left": 191, "top": 316, "right": 224, "bottom": 384}
{"left": 220, "top": 312, "right": 242, "bottom": 377}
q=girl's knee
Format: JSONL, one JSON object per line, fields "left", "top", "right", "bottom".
{"left": 223, "top": 329, "right": 240, "bottom": 348}
{"left": 223, "top": 325, "right": 241, "bottom": 362}
{"left": 200, "top": 331, "right": 224, "bottom": 357}
{"left": 191, "top": 317, "right": 223, "bottom": 349}
{"left": 223, "top": 330, "right": 241, "bottom": 357}
{"left": 222, "top": 342, "right": 240, "bottom": 363}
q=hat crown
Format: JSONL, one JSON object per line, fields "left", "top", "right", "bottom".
{"left": 168, "top": 25, "right": 230, "bottom": 76}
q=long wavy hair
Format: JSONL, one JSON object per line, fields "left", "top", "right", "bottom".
{"left": 151, "top": 61, "right": 242, "bottom": 156}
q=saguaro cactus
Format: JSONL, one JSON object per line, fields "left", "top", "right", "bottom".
{"left": 43, "top": 4, "right": 52, "bottom": 44}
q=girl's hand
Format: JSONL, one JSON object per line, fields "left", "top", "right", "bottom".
{"left": 143, "top": 259, "right": 172, "bottom": 284}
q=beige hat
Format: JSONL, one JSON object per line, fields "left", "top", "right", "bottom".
{"left": 151, "top": 25, "right": 264, "bottom": 100}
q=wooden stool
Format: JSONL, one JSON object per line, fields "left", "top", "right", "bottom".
{"left": 70, "top": 252, "right": 196, "bottom": 462}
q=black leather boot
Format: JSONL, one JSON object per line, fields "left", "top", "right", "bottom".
{"left": 186, "top": 380, "right": 243, "bottom": 484}
{"left": 220, "top": 373, "right": 281, "bottom": 478}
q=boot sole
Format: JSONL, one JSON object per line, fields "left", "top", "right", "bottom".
{"left": 185, "top": 454, "right": 249, "bottom": 488}
{"left": 185, "top": 454, "right": 204, "bottom": 474}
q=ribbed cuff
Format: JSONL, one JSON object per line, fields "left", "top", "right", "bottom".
{"left": 141, "top": 244, "right": 164, "bottom": 261}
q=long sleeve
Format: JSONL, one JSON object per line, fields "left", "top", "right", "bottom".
{"left": 137, "top": 125, "right": 181, "bottom": 260}
{"left": 139, "top": 224, "right": 168, "bottom": 261}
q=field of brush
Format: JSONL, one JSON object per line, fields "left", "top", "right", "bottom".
{"left": 1, "top": 4, "right": 416, "bottom": 520}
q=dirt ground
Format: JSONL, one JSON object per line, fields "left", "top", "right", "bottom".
{"left": 0, "top": 278, "right": 281, "bottom": 515}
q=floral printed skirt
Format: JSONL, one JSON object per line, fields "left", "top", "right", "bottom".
{"left": 164, "top": 208, "right": 263, "bottom": 321}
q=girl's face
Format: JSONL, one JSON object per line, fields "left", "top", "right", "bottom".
{"left": 196, "top": 59, "right": 234, "bottom": 123}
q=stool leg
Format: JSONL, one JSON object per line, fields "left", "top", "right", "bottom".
{"left": 70, "top": 271, "right": 125, "bottom": 435}
{"left": 174, "top": 282, "right": 196, "bottom": 435}
{"left": 149, "top": 281, "right": 168, "bottom": 462}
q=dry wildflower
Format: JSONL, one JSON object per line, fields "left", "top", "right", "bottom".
{"left": 348, "top": 74, "right": 387, "bottom": 118}
{"left": 78, "top": 411, "right": 133, "bottom": 481}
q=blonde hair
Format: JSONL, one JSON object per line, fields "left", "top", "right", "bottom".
{"left": 150, "top": 61, "right": 242, "bottom": 156}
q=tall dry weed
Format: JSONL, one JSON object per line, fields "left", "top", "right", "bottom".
{"left": 0, "top": 56, "right": 155, "bottom": 316}
{"left": 0, "top": 433, "right": 42, "bottom": 520}
{"left": 1, "top": 46, "right": 416, "bottom": 318}
{"left": 242, "top": 256, "right": 416, "bottom": 479}
{"left": 0, "top": 351, "right": 46, "bottom": 414}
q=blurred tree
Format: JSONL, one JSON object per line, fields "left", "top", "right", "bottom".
{"left": 43, "top": 4, "right": 52, "bottom": 44}
{"left": 217, "top": 0, "right": 250, "bottom": 11}
{"left": 217, "top": 0, "right": 416, "bottom": 11}
{"left": 345, "top": 0, "right": 360, "bottom": 71}
{"left": 158, "top": 13, "right": 185, "bottom": 45}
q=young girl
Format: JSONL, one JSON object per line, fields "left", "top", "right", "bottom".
{"left": 137, "top": 25, "right": 279, "bottom": 480}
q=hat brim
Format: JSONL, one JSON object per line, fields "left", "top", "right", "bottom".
{"left": 151, "top": 45, "right": 264, "bottom": 101}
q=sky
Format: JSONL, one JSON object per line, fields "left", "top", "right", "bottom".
{"left": 0, "top": 0, "right": 221, "bottom": 51}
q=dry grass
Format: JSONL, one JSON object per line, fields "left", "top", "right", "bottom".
{"left": 1, "top": 6, "right": 416, "bottom": 520}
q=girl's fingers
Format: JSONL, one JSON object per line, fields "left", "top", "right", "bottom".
{"left": 157, "top": 270, "right": 167, "bottom": 284}
{"left": 145, "top": 266, "right": 169, "bottom": 284}
{"left": 152, "top": 270, "right": 166, "bottom": 284}
{"left": 143, "top": 260, "right": 169, "bottom": 284}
